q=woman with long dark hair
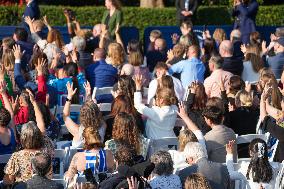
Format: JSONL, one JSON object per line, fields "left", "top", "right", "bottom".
{"left": 226, "top": 139, "right": 276, "bottom": 188}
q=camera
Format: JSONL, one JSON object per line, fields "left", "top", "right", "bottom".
{"left": 63, "top": 8, "right": 76, "bottom": 21}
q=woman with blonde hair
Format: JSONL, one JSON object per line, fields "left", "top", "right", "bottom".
{"left": 134, "top": 75, "right": 178, "bottom": 139}
{"left": 65, "top": 127, "right": 114, "bottom": 180}
{"left": 213, "top": 28, "right": 227, "bottom": 48}
{"left": 185, "top": 173, "right": 212, "bottom": 189}
{"left": 106, "top": 42, "right": 125, "bottom": 72}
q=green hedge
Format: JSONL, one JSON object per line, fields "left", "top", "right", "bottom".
{"left": 0, "top": 5, "right": 283, "bottom": 33}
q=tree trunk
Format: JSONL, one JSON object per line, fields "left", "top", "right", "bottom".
{"left": 140, "top": 0, "right": 164, "bottom": 8}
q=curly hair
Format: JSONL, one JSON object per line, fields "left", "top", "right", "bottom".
{"left": 80, "top": 99, "right": 103, "bottom": 130}
{"left": 114, "top": 142, "right": 136, "bottom": 166}
{"left": 246, "top": 138, "right": 273, "bottom": 183}
{"left": 0, "top": 107, "right": 11, "bottom": 127}
{"left": 16, "top": 90, "right": 36, "bottom": 123}
{"left": 21, "top": 121, "right": 44, "bottom": 150}
{"left": 112, "top": 112, "right": 140, "bottom": 154}
{"left": 150, "top": 151, "right": 174, "bottom": 176}
{"left": 118, "top": 75, "right": 136, "bottom": 106}
{"left": 185, "top": 173, "right": 212, "bottom": 189}
{"left": 83, "top": 127, "right": 104, "bottom": 150}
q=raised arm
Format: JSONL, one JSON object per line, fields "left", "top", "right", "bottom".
{"left": 12, "top": 45, "right": 26, "bottom": 90}
{"left": 63, "top": 82, "right": 80, "bottom": 138}
{"left": 115, "top": 24, "right": 124, "bottom": 49}
{"left": 27, "top": 89, "right": 45, "bottom": 134}
{"left": 36, "top": 58, "right": 48, "bottom": 104}
{"left": 177, "top": 102, "right": 206, "bottom": 148}
{"left": 43, "top": 15, "right": 52, "bottom": 31}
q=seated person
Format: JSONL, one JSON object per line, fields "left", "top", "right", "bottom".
{"left": 226, "top": 139, "right": 277, "bottom": 189}
{"left": 146, "top": 38, "right": 167, "bottom": 72}
{"left": 149, "top": 151, "right": 182, "bottom": 189}
{"left": 65, "top": 127, "right": 114, "bottom": 181}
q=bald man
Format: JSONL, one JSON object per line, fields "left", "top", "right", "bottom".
{"left": 219, "top": 40, "right": 243, "bottom": 76}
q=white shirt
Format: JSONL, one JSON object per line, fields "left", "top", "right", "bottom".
{"left": 147, "top": 76, "right": 184, "bottom": 105}
{"left": 134, "top": 92, "right": 178, "bottom": 139}
{"left": 226, "top": 154, "right": 277, "bottom": 189}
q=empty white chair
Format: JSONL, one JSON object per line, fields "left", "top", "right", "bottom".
{"left": 56, "top": 104, "right": 82, "bottom": 116}
{"left": 53, "top": 149, "right": 68, "bottom": 179}
{"left": 236, "top": 134, "right": 268, "bottom": 145}
{"left": 0, "top": 154, "right": 11, "bottom": 164}
{"left": 99, "top": 103, "right": 112, "bottom": 112}
{"left": 147, "top": 137, "right": 178, "bottom": 158}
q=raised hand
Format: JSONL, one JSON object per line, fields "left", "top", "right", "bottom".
{"left": 171, "top": 33, "right": 179, "bottom": 44}
{"left": 167, "top": 49, "right": 174, "bottom": 61}
{"left": 0, "top": 64, "right": 5, "bottom": 80}
{"left": 127, "top": 176, "right": 139, "bottom": 189}
{"left": 36, "top": 58, "right": 47, "bottom": 76}
{"left": 43, "top": 15, "right": 49, "bottom": 26}
{"left": 241, "top": 44, "right": 247, "bottom": 54}
{"left": 66, "top": 82, "right": 77, "bottom": 100}
{"left": 70, "top": 50, "right": 78, "bottom": 63}
{"left": 177, "top": 102, "right": 188, "bottom": 119}
{"left": 134, "top": 74, "right": 143, "bottom": 91}
{"left": 190, "top": 81, "right": 198, "bottom": 94}
{"left": 12, "top": 45, "right": 23, "bottom": 60}
{"left": 83, "top": 81, "right": 92, "bottom": 97}
{"left": 11, "top": 95, "right": 19, "bottom": 111}
{"left": 226, "top": 140, "right": 235, "bottom": 154}
{"left": 24, "top": 16, "right": 34, "bottom": 26}
{"left": 26, "top": 88, "right": 36, "bottom": 104}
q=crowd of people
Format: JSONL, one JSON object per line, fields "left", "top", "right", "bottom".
{"left": 0, "top": 0, "right": 284, "bottom": 189}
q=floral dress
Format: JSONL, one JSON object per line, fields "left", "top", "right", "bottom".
{"left": 4, "top": 136, "right": 54, "bottom": 182}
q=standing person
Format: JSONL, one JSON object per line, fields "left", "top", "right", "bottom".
{"left": 102, "top": 0, "right": 123, "bottom": 39}
{"left": 175, "top": 0, "right": 198, "bottom": 25}
{"left": 232, "top": 0, "right": 259, "bottom": 44}
{"left": 22, "top": 0, "right": 40, "bottom": 29}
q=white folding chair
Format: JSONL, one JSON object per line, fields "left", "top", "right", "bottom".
{"left": 95, "top": 87, "right": 113, "bottom": 96}
{"left": 275, "top": 161, "right": 284, "bottom": 189}
{"left": 0, "top": 154, "right": 11, "bottom": 164}
{"left": 147, "top": 137, "right": 178, "bottom": 158}
{"left": 99, "top": 103, "right": 112, "bottom": 112}
{"left": 236, "top": 134, "right": 268, "bottom": 145}
{"left": 53, "top": 149, "right": 68, "bottom": 179}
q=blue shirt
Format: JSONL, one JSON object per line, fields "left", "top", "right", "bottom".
{"left": 168, "top": 57, "right": 205, "bottom": 89}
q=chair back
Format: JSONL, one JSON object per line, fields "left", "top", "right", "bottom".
{"left": 147, "top": 137, "right": 178, "bottom": 158}
{"left": 95, "top": 87, "right": 113, "bottom": 96}
{"left": 99, "top": 103, "right": 112, "bottom": 112}
{"left": 53, "top": 149, "right": 68, "bottom": 179}
{"left": 236, "top": 134, "right": 268, "bottom": 145}
{"left": 0, "top": 154, "right": 11, "bottom": 164}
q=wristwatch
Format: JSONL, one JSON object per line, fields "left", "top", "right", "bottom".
{"left": 66, "top": 97, "right": 72, "bottom": 102}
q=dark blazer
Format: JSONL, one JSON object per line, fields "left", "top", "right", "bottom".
{"left": 26, "top": 175, "right": 64, "bottom": 189}
{"left": 222, "top": 56, "right": 244, "bottom": 76}
{"left": 178, "top": 158, "right": 230, "bottom": 189}
{"left": 16, "top": 40, "right": 34, "bottom": 71}
{"left": 267, "top": 52, "right": 284, "bottom": 79}
{"left": 175, "top": 0, "right": 198, "bottom": 23}
{"left": 232, "top": 0, "right": 258, "bottom": 44}
{"left": 262, "top": 116, "right": 284, "bottom": 162}
{"left": 23, "top": 0, "right": 40, "bottom": 20}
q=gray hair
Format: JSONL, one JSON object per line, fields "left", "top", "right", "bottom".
{"left": 183, "top": 142, "right": 208, "bottom": 160}
{"left": 31, "top": 152, "right": 51, "bottom": 176}
{"left": 21, "top": 121, "right": 44, "bottom": 149}
{"left": 219, "top": 40, "right": 233, "bottom": 56}
{"left": 72, "top": 36, "right": 86, "bottom": 51}
{"left": 150, "top": 151, "right": 173, "bottom": 176}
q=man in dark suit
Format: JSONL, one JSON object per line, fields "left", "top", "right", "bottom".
{"left": 175, "top": 0, "right": 199, "bottom": 25}
{"left": 267, "top": 37, "right": 284, "bottom": 79}
{"left": 177, "top": 142, "right": 230, "bottom": 189}
{"left": 21, "top": 0, "right": 40, "bottom": 30}
{"left": 232, "top": 0, "right": 258, "bottom": 44}
{"left": 25, "top": 153, "right": 64, "bottom": 189}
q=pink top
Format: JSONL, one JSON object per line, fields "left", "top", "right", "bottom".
{"left": 204, "top": 69, "right": 233, "bottom": 98}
